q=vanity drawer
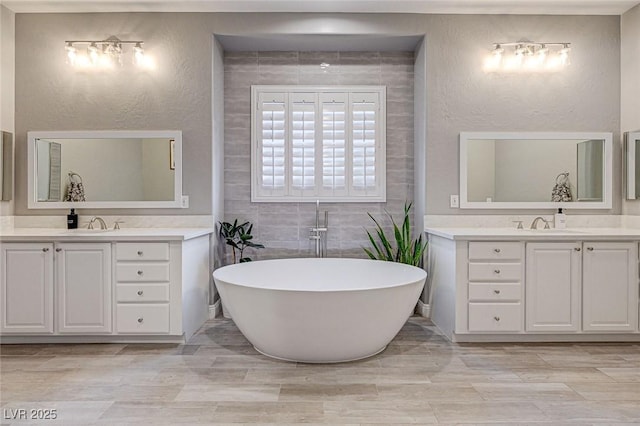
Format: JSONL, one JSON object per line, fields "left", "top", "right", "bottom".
{"left": 469, "top": 263, "right": 522, "bottom": 282}
{"left": 468, "top": 303, "right": 522, "bottom": 332}
{"left": 469, "top": 242, "right": 522, "bottom": 261}
{"left": 468, "top": 283, "right": 522, "bottom": 302}
{"left": 117, "top": 243, "right": 170, "bottom": 261}
{"left": 117, "top": 284, "right": 170, "bottom": 303}
{"left": 116, "top": 304, "right": 170, "bottom": 334}
{"left": 117, "top": 264, "right": 170, "bottom": 282}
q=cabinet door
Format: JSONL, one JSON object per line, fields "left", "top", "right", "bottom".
{"left": 56, "top": 243, "right": 112, "bottom": 333}
{"left": 583, "top": 242, "right": 638, "bottom": 332}
{"left": 525, "top": 243, "right": 581, "bottom": 332}
{"left": 1, "top": 243, "right": 54, "bottom": 334}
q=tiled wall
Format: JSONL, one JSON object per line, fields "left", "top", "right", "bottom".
{"left": 224, "top": 51, "right": 415, "bottom": 260}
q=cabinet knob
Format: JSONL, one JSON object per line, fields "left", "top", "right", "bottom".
{"left": 575, "top": 247, "right": 581, "bottom": 251}
{"left": 494, "top": 269, "right": 501, "bottom": 274}
{"left": 494, "top": 316, "right": 500, "bottom": 322}
{"left": 494, "top": 289, "right": 501, "bottom": 294}
{"left": 494, "top": 248, "right": 501, "bottom": 253}
{"left": 137, "top": 270, "right": 144, "bottom": 276}
{"left": 55, "top": 248, "right": 62, "bottom": 252}
{"left": 587, "top": 247, "right": 594, "bottom": 251}
{"left": 137, "top": 317, "right": 144, "bottom": 323}
{"left": 137, "top": 251, "right": 144, "bottom": 256}
{"left": 42, "top": 248, "right": 49, "bottom": 252}
{"left": 137, "top": 290, "right": 144, "bottom": 296}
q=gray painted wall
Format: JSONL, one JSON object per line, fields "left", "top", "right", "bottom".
{"left": 13, "top": 13, "right": 621, "bottom": 219}
{"left": 622, "top": 4, "right": 640, "bottom": 215}
{"left": 224, "top": 51, "right": 414, "bottom": 260}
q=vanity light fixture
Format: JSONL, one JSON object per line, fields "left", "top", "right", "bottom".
{"left": 64, "top": 36, "right": 154, "bottom": 70}
{"left": 484, "top": 41, "right": 571, "bottom": 73}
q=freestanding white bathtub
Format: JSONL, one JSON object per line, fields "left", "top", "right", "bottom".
{"left": 212, "top": 258, "right": 426, "bottom": 363}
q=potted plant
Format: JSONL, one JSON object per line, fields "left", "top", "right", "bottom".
{"left": 219, "top": 219, "right": 265, "bottom": 264}
{"left": 363, "top": 201, "right": 427, "bottom": 267}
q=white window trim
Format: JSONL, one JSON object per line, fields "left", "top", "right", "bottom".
{"left": 251, "top": 85, "right": 386, "bottom": 203}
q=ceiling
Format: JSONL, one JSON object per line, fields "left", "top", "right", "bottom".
{"left": 2, "top": 0, "right": 639, "bottom": 15}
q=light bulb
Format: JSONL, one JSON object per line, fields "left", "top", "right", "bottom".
{"left": 559, "top": 44, "right": 571, "bottom": 67}
{"left": 88, "top": 43, "right": 100, "bottom": 65}
{"left": 133, "top": 42, "right": 145, "bottom": 66}
{"left": 65, "top": 42, "right": 77, "bottom": 66}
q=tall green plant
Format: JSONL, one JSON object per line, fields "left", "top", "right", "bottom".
{"left": 363, "top": 202, "right": 427, "bottom": 267}
{"left": 219, "top": 219, "right": 264, "bottom": 264}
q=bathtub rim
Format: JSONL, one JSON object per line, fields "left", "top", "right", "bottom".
{"left": 212, "top": 257, "right": 427, "bottom": 293}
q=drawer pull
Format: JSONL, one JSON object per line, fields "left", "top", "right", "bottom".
{"left": 494, "top": 289, "right": 501, "bottom": 294}
{"left": 137, "top": 270, "right": 144, "bottom": 276}
{"left": 137, "top": 290, "right": 144, "bottom": 296}
{"left": 42, "top": 248, "right": 49, "bottom": 252}
{"left": 55, "top": 248, "right": 62, "bottom": 252}
{"left": 137, "top": 250, "right": 144, "bottom": 256}
{"left": 494, "top": 269, "right": 501, "bottom": 274}
{"left": 494, "top": 248, "right": 501, "bottom": 253}
{"left": 494, "top": 316, "right": 500, "bottom": 322}
{"left": 587, "top": 247, "right": 594, "bottom": 251}
{"left": 137, "top": 317, "right": 144, "bottom": 323}
{"left": 575, "top": 247, "right": 581, "bottom": 251}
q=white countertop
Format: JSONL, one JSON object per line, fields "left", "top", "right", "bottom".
{"left": 425, "top": 227, "right": 640, "bottom": 241}
{"left": 0, "top": 227, "right": 214, "bottom": 242}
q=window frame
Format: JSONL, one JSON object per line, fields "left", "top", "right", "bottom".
{"left": 250, "top": 85, "right": 387, "bottom": 203}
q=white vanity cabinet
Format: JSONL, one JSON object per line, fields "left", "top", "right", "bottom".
{"left": 1, "top": 243, "right": 54, "bottom": 334}
{"left": 1, "top": 242, "right": 112, "bottom": 334}
{"left": 427, "top": 229, "right": 640, "bottom": 342}
{"left": 0, "top": 228, "right": 213, "bottom": 343}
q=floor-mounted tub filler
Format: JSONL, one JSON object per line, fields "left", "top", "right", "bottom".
{"left": 213, "top": 258, "right": 426, "bottom": 363}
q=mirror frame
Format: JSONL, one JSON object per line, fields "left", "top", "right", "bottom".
{"left": 459, "top": 131, "right": 613, "bottom": 209}
{"left": 28, "top": 130, "right": 183, "bottom": 209}
{"left": 625, "top": 130, "right": 640, "bottom": 200}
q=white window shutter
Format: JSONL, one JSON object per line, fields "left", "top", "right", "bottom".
{"left": 251, "top": 85, "right": 385, "bottom": 202}
{"left": 256, "top": 92, "right": 287, "bottom": 198}
{"left": 350, "top": 92, "right": 381, "bottom": 197}
{"left": 289, "top": 93, "right": 317, "bottom": 197}
{"left": 320, "top": 93, "right": 348, "bottom": 198}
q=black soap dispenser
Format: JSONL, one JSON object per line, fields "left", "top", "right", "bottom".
{"left": 67, "top": 208, "right": 78, "bottom": 229}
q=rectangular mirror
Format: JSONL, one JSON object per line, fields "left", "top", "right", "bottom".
{"left": 625, "top": 130, "right": 640, "bottom": 200}
{"left": 1, "top": 131, "right": 13, "bottom": 201}
{"left": 460, "top": 132, "right": 612, "bottom": 209}
{"left": 28, "top": 130, "right": 183, "bottom": 209}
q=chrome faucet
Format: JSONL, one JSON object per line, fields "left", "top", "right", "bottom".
{"left": 87, "top": 216, "right": 108, "bottom": 230}
{"left": 530, "top": 216, "right": 550, "bottom": 230}
{"left": 309, "top": 200, "right": 329, "bottom": 257}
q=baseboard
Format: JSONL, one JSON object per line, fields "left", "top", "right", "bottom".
{"left": 415, "top": 300, "right": 430, "bottom": 318}
{"left": 209, "top": 300, "right": 222, "bottom": 319}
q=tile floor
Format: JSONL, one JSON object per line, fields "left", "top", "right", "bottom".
{"left": 1, "top": 316, "right": 639, "bottom": 424}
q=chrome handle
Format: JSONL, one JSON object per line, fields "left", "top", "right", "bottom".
{"left": 137, "top": 251, "right": 143, "bottom": 256}
{"left": 42, "top": 248, "right": 49, "bottom": 252}
{"left": 587, "top": 247, "right": 594, "bottom": 251}
{"left": 575, "top": 247, "right": 581, "bottom": 251}
{"left": 494, "top": 248, "right": 501, "bottom": 253}
{"left": 137, "top": 290, "right": 144, "bottom": 296}
{"left": 55, "top": 248, "right": 62, "bottom": 252}
{"left": 494, "top": 316, "right": 500, "bottom": 322}
{"left": 137, "top": 317, "right": 143, "bottom": 323}
{"left": 494, "top": 289, "right": 501, "bottom": 294}
{"left": 494, "top": 269, "right": 501, "bottom": 274}
{"left": 137, "top": 270, "right": 144, "bottom": 276}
